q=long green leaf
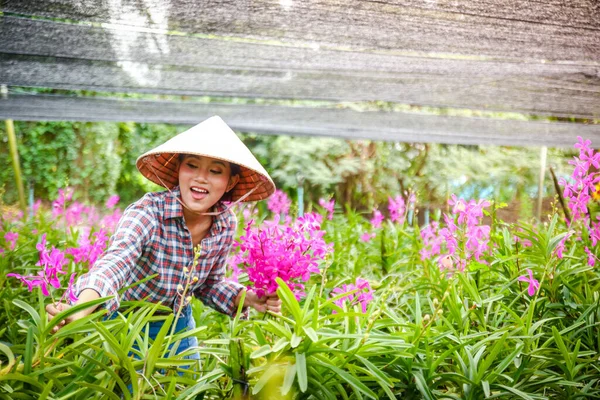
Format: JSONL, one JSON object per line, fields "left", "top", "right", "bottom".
{"left": 0, "top": 343, "right": 15, "bottom": 375}
{"left": 312, "top": 359, "right": 377, "bottom": 399}
{"left": 12, "top": 299, "right": 41, "bottom": 327}
{"left": 296, "top": 352, "right": 308, "bottom": 392}
{"left": 42, "top": 297, "right": 110, "bottom": 336}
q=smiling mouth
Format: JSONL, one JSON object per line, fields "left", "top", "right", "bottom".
{"left": 190, "top": 187, "right": 208, "bottom": 195}
{"left": 189, "top": 187, "right": 209, "bottom": 200}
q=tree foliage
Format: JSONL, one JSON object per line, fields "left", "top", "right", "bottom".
{"left": 1, "top": 121, "right": 576, "bottom": 213}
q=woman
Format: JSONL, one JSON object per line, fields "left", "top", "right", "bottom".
{"left": 46, "top": 115, "right": 281, "bottom": 357}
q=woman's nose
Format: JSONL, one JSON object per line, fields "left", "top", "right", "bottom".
{"left": 194, "top": 167, "right": 209, "bottom": 181}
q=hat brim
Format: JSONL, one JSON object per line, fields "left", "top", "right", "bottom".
{"left": 135, "top": 116, "right": 275, "bottom": 202}
{"left": 137, "top": 151, "right": 275, "bottom": 203}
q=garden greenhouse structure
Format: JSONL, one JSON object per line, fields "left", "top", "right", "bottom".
{"left": 3, "top": 2, "right": 600, "bottom": 399}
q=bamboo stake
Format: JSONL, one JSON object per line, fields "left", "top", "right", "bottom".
{"left": 2, "top": 85, "right": 27, "bottom": 212}
{"left": 229, "top": 338, "right": 248, "bottom": 399}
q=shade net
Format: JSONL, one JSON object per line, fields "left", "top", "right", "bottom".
{"left": 0, "top": 0, "right": 599, "bottom": 144}
{"left": 1, "top": 93, "right": 598, "bottom": 147}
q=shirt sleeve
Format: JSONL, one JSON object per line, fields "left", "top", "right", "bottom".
{"left": 194, "top": 211, "right": 245, "bottom": 317}
{"left": 73, "top": 197, "right": 156, "bottom": 313}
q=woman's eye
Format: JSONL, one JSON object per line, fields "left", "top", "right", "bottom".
{"left": 210, "top": 170, "right": 222, "bottom": 174}
{"left": 186, "top": 163, "right": 198, "bottom": 169}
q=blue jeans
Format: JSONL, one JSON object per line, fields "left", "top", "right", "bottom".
{"left": 143, "top": 306, "right": 200, "bottom": 362}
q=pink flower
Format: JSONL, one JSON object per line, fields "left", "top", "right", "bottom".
{"left": 585, "top": 247, "right": 596, "bottom": 267}
{"left": 318, "top": 198, "right": 335, "bottom": 220}
{"left": 52, "top": 187, "right": 74, "bottom": 218}
{"left": 360, "top": 232, "right": 376, "bottom": 243}
{"left": 267, "top": 190, "right": 292, "bottom": 216}
{"left": 518, "top": 269, "right": 540, "bottom": 296}
{"left": 2, "top": 210, "right": 23, "bottom": 222}
{"left": 331, "top": 278, "right": 373, "bottom": 313}
{"left": 7, "top": 272, "right": 51, "bottom": 295}
{"left": 105, "top": 195, "right": 120, "bottom": 209}
{"left": 554, "top": 232, "right": 573, "bottom": 259}
{"left": 31, "top": 199, "right": 42, "bottom": 215}
{"left": 65, "top": 273, "right": 79, "bottom": 303}
{"left": 370, "top": 209, "right": 384, "bottom": 229}
{"left": 388, "top": 195, "right": 406, "bottom": 224}
{"left": 4, "top": 232, "right": 18, "bottom": 251}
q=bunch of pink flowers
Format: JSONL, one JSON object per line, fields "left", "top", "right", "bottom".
{"left": 230, "top": 213, "right": 333, "bottom": 298}
{"left": 267, "top": 190, "right": 292, "bottom": 216}
{"left": 331, "top": 278, "right": 373, "bottom": 313}
{"left": 420, "top": 195, "right": 491, "bottom": 273}
{"left": 7, "top": 234, "right": 78, "bottom": 302}
{"left": 557, "top": 137, "right": 600, "bottom": 265}
{"left": 559, "top": 137, "right": 600, "bottom": 224}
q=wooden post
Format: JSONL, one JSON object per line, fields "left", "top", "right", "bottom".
{"left": 229, "top": 338, "right": 248, "bottom": 399}
{"left": 2, "top": 85, "right": 27, "bottom": 212}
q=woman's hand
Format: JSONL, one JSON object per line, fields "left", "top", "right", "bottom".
{"left": 46, "top": 303, "right": 87, "bottom": 333}
{"left": 240, "top": 290, "right": 282, "bottom": 314}
{"left": 46, "top": 289, "right": 101, "bottom": 333}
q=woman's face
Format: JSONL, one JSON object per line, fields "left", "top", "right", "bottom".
{"left": 178, "top": 155, "right": 239, "bottom": 214}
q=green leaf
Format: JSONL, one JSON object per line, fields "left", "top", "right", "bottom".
{"left": 413, "top": 371, "right": 434, "bottom": 400}
{"left": 494, "top": 384, "right": 537, "bottom": 400}
{"left": 12, "top": 299, "right": 41, "bottom": 327}
{"left": 276, "top": 278, "right": 303, "bottom": 324}
{"left": 475, "top": 331, "right": 508, "bottom": 383}
{"left": 313, "top": 359, "right": 377, "bottom": 399}
{"left": 282, "top": 363, "right": 297, "bottom": 395}
{"left": 252, "top": 364, "right": 279, "bottom": 395}
{"left": 304, "top": 327, "right": 319, "bottom": 343}
{"left": 254, "top": 324, "right": 268, "bottom": 346}
{"left": 39, "top": 379, "right": 53, "bottom": 400}
{"left": 24, "top": 325, "right": 34, "bottom": 377}
{"left": 145, "top": 313, "right": 174, "bottom": 373}
{"left": 296, "top": 352, "right": 308, "bottom": 392}
{"left": 0, "top": 343, "right": 15, "bottom": 375}
{"left": 291, "top": 333, "right": 302, "bottom": 349}
{"left": 42, "top": 296, "right": 110, "bottom": 336}
{"left": 250, "top": 345, "right": 272, "bottom": 359}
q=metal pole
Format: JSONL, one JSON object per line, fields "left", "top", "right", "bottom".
{"left": 2, "top": 85, "right": 27, "bottom": 212}
{"left": 297, "top": 174, "right": 304, "bottom": 217}
{"left": 536, "top": 146, "right": 548, "bottom": 222}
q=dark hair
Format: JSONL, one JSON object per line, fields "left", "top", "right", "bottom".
{"left": 177, "top": 154, "right": 240, "bottom": 202}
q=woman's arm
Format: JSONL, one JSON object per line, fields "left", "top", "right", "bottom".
{"left": 47, "top": 198, "right": 157, "bottom": 331}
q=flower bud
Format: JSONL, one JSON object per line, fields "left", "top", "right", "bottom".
{"left": 433, "top": 298, "right": 439, "bottom": 308}
{"left": 192, "top": 276, "right": 199, "bottom": 283}
{"left": 183, "top": 267, "right": 189, "bottom": 274}
{"left": 186, "top": 296, "right": 192, "bottom": 303}
{"left": 177, "top": 284, "right": 184, "bottom": 292}
{"left": 436, "top": 309, "right": 443, "bottom": 316}
{"left": 423, "top": 314, "right": 431, "bottom": 322}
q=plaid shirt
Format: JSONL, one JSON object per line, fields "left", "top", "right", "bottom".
{"left": 74, "top": 187, "right": 244, "bottom": 316}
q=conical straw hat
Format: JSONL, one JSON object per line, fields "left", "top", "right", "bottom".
{"left": 136, "top": 116, "right": 275, "bottom": 202}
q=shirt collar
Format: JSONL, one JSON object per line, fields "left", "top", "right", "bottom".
{"left": 164, "top": 186, "right": 231, "bottom": 233}
{"left": 164, "top": 186, "right": 184, "bottom": 220}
